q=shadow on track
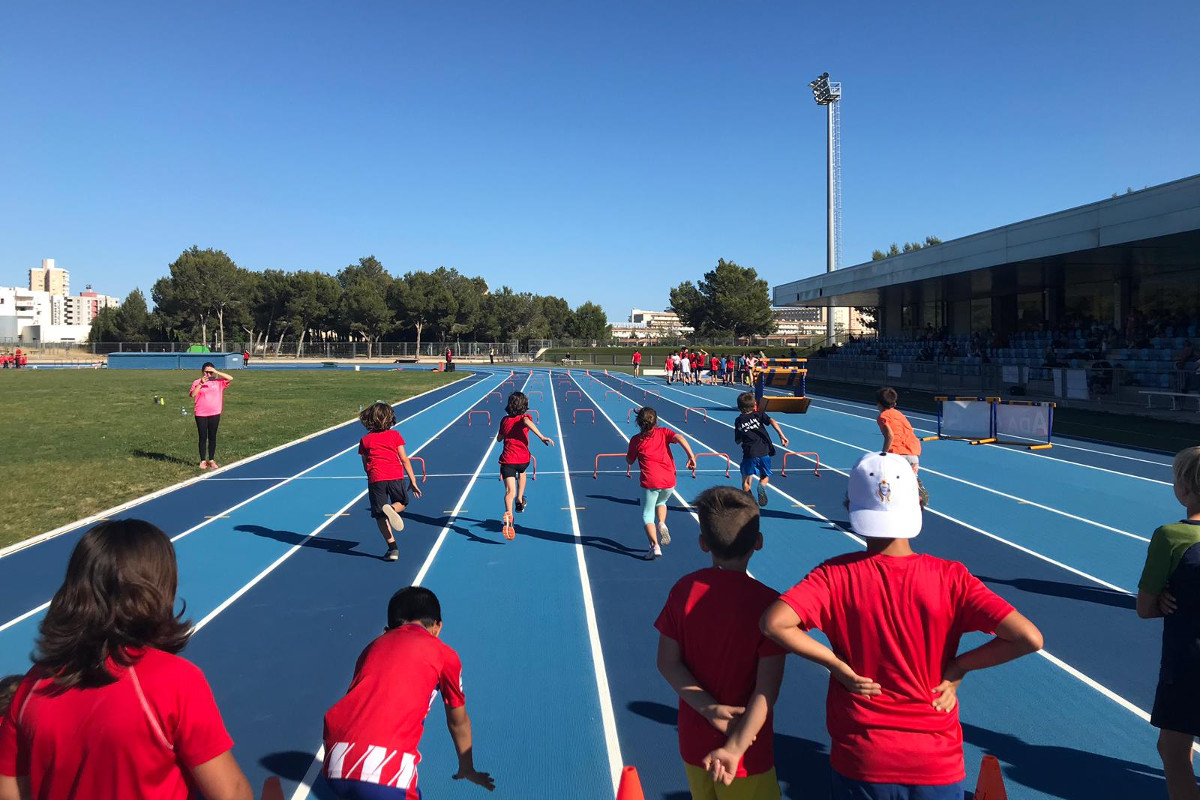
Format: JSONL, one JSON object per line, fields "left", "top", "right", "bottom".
{"left": 974, "top": 575, "right": 1136, "bottom": 610}
{"left": 235, "top": 524, "right": 381, "bottom": 561}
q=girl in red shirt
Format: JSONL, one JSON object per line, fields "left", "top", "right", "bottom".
{"left": 495, "top": 392, "right": 554, "bottom": 540}
{"left": 0, "top": 520, "right": 253, "bottom": 800}
{"left": 625, "top": 407, "right": 697, "bottom": 560}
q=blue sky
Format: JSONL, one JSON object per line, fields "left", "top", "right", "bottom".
{"left": 2, "top": 1, "right": 1197, "bottom": 322}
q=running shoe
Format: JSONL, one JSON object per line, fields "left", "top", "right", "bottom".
{"left": 645, "top": 544, "right": 662, "bottom": 560}
{"left": 199, "top": 461, "right": 208, "bottom": 470}
{"left": 918, "top": 479, "right": 930, "bottom": 508}
{"left": 515, "top": 497, "right": 527, "bottom": 513}
{"left": 658, "top": 522, "right": 671, "bottom": 546}
{"left": 502, "top": 511, "right": 516, "bottom": 540}
{"left": 208, "top": 461, "right": 219, "bottom": 469}
{"left": 385, "top": 545, "right": 399, "bottom": 562}
{"left": 382, "top": 504, "right": 405, "bottom": 532}
{"left": 757, "top": 485, "right": 769, "bottom": 507}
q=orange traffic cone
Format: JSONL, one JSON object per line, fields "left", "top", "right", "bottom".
{"left": 974, "top": 755, "right": 1008, "bottom": 800}
{"left": 615, "top": 765, "right": 646, "bottom": 800}
{"left": 261, "top": 777, "right": 284, "bottom": 800}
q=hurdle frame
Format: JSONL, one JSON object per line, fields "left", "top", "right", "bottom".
{"left": 692, "top": 452, "right": 731, "bottom": 478}
{"left": 990, "top": 399, "right": 1055, "bottom": 450}
{"left": 594, "top": 453, "right": 633, "bottom": 479}
{"left": 780, "top": 451, "right": 821, "bottom": 478}
{"left": 684, "top": 407, "right": 708, "bottom": 423}
{"left": 408, "top": 456, "right": 428, "bottom": 483}
{"left": 929, "top": 396, "right": 1000, "bottom": 444}
{"left": 573, "top": 408, "right": 596, "bottom": 424}
{"left": 467, "top": 410, "right": 492, "bottom": 427}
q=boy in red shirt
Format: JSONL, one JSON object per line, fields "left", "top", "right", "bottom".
{"left": 762, "top": 452, "right": 1043, "bottom": 799}
{"left": 626, "top": 407, "right": 696, "bottom": 560}
{"left": 359, "top": 402, "right": 423, "bottom": 561}
{"left": 876, "top": 386, "right": 929, "bottom": 506}
{"left": 495, "top": 391, "right": 555, "bottom": 540}
{"left": 656, "top": 486, "right": 785, "bottom": 800}
{"left": 633, "top": 349, "right": 643, "bottom": 377}
{"left": 323, "top": 586, "right": 494, "bottom": 799}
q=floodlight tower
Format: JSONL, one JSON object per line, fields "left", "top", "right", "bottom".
{"left": 809, "top": 72, "right": 842, "bottom": 342}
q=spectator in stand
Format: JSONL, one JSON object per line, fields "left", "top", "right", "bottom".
{"left": 1175, "top": 341, "right": 1197, "bottom": 371}
{"left": 762, "top": 452, "right": 1044, "bottom": 800}
{"left": 0, "top": 520, "right": 254, "bottom": 800}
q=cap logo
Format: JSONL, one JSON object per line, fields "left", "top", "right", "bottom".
{"left": 877, "top": 478, "right": 891, "bottom": 503}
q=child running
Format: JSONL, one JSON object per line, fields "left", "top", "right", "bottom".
{"left": 496, "top": 391, "right": 555, "bottom": 540}
{"left": 763, "top": 452, "right": 1043, "bottom": 800}
{"left": 1137, "top": 446, "right": 1200, "bottom": 800}
{"left": 656, "top": 486, "right": 786, "bottom": 800}
{"left": 876, "top": 386, "right": 929, "bottom": 506}
{"left": 359, "top": 402, "right": 423, "bottom": 562}
{"left": 735, "top": 392, "right": 789, "bottom": 508}
{"left": 626, "top": 407, "right": 697, "bottom": 560}
{"left": 323, "top": 586, "right": 494, "bottom": 799}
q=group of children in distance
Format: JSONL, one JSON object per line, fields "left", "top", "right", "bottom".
{"left": 5, "top": 379, "right": 1200, "bottom": 800}
{"left": 664, "top": 350, "right": 750, "bottom": 387}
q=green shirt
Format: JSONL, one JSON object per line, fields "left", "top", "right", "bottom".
{"left": 1139, "top": 521, "right": 1200, "bottom": 593}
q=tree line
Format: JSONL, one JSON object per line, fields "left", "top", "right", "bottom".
{"left": 90, "top": 247, "right": 610, "bottom": 356}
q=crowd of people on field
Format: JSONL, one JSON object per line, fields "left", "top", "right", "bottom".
{"left": 655, "top": 349, "right": 779, "bottom": 387}
{"left": 0, "top": 349, "right": 27, "bottom": 369}
{"left": 3, "top": 374, "right": 1200, "bottom": 800}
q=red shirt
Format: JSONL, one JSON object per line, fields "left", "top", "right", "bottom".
{"left": 0, "top": 649, "right": 234, "bottom": 800}
{"left": 780, "top": 552, "right": 1013, "bottom": 785}
{"left": 498, "top": 414, "right": 532, "bottom": 465}
{"left": 633, "top": 352, "right": 642, "bottom": 364}
{"left": 359, "top": 429, "right": 407, "bottom": 483}
{"left": 323, "top": 624, "right": 466, "bottom": 790}
{"left": 711, "top": 356, "right": 719, "bottom": 371}
{"left": 627, "top": 427, "right": 679, "bottom": 489}
{"left": 878, "top": 408, "right": 921, "bottom": 456}
{"left": 655, "top": 568, "right": 786, "bottom": 776}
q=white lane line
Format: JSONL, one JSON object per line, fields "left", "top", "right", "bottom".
{"left": 597, "top": 374, "right": 1180, "bottom": 742}
{"left": 572, "top": 375, "right": 862, "bottom": 546}
{"left": 0, "top": 375, "right": 499, "bottom": 635}
{"left": 557, "top": 376, "right": 624, "bottom": 795}
{"left": 230, "top": 372, "right": 534, "bottom": 800}
{"left": 772, "top": 388, "right": 1176, "bottom": 471}
{"left": 0, "top": 376, "right": 475, "bottom": 561}
{"left": 607, "top": 375, "right": 1131, "bottom": 591}
{"left": 657, "top": 381, "right": 1152, "bottom": 543}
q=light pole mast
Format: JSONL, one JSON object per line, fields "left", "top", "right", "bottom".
{"left": 809, "top": 72, "right": 842, "bottom": 343}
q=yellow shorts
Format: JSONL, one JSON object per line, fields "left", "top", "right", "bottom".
{"left": 684, "top": 765, "right": 780, "bottom": 800}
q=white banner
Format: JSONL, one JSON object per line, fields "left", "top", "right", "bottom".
{"left": 887, "top": 363, "right": 902, "bottom": 378}
{"left": 995, "top": 403, "right": 1052, "bottom": 443}
{"left": 1066, "top": 369, "right": 1089, "bottom": 400}
{"left": 941, "top": 399, "right": 993, "bottom": 439}
{"left": 1002, "top": 365, "right": 1020, "bottom": 384}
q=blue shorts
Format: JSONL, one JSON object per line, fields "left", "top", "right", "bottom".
{"left": 740, "top": 456, "right": 772, "bottom": 478}
{"left": 830, "top": 771, "right": 962, "bottom": 800}
{"left": 326, "top": 778, "right": 419, "bottom": 800}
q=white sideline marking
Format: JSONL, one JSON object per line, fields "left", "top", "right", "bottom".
{"left": 556, "top": 376, "right": 624, "bottom": 795}
{"left": 0, "top": 375, "right": 496, "bottom": 636}
{"left": 662, "top": 381, "right": 1152, "bottom": 543}
{"left": 599, "top": 375, "right": 1188, "bottom": 745}
{"left": 0, "top": 375, "right": 473, "bottom": 561}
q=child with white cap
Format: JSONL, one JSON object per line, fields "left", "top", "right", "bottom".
{"left": 761, "top": 452, "right": 1044, "bottom": 800}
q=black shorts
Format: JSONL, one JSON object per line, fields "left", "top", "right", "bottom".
{"left": 367, "top": 480, "right": 409, "bottom": 518}
{"left": 499, "top": 462, "right": 530, "bottom": 480}
{"left": 1152, "top": 678, "right": 1200, "bottom": 736}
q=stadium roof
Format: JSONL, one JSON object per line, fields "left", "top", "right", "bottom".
{"left": 773, "top": 173, "right": 1200, "bottom": 308}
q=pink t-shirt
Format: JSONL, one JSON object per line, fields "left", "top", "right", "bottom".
{"left": 191, "top": 378, "right": 229, "bottom": 417}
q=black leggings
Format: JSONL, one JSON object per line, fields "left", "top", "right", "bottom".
{"left": 196, "top": 414, "right": 221, "bottom": 461}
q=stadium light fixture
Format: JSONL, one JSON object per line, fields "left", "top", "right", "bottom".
{"left": 809, "top": 72, "right": 843, "bottom": 341}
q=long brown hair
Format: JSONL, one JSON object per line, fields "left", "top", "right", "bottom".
{"left": 35, "top": 519, "right": 192, "bottom": 688}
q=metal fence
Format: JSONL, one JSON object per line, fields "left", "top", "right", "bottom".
{"left": 811, "top": 357, "right": 1200, "bottom": 410}
{"left": 4, "top": 340, "right": 530, "bottom": 360}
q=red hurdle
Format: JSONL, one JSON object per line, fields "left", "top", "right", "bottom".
{"left": 684, "top": 407, "right": 708, "bottom": 423}
{"left": 467, "top": 410, "right": 492, "bottom": 427}
{"left": 573, "top": 408, "right": 596, "bottom": 424}
{"left": 781, "top": 451, "right": 822, "bottom": 477}
{"left": 408, "top": 456, "right": 428, "bottom": 483}
{"left": 527, "top": 409, "right": 540, "bottom": 424}
{"left": 594, "top": 453, "right": 632, "bottom": 479}
{"left": 643, "top": 389, "right": 660, "bottom": 399}
{"left": 565, "top": 390, "right": 582, "bottom": 401}
{"left": 692, "top": 452, "right": 731, "bottom": 478}
{"left": 626, "top": 407, "right": 639, "bottom": 423}
{"left": 486, "top": 391, "right": 502, "bottom": 401}
{"left": 528, "top": 391, "right": 544, "bottom": 401}
{"left": 604, "top": 389, "right": 620, "bottom": 400}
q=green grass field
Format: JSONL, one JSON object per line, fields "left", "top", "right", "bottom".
{"left": 0, "top": 369, "right": 463, "bottom": 549}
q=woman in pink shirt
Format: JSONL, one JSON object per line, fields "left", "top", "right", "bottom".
{"left": 189, "top": 362, "right": 233, "bottom": 470}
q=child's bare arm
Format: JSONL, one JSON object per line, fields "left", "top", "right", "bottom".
{"left": 878, "top": 420, "right": 893, "bottom": 452}
{"left": 656, "top": 634, "right": 744, "bottom": 734}
{"left": 524, "top": 418, "right": 554, "bottom": 447}
{"left": 672, "top": 434, "right": 697, "bottom": 470}
{"left": 703, "top": 655, "right": 785, "bottom": 784}
{"left": 761, "top": 601, "right": 880, "bottom": 696}
{"left": 933, "top": 610, "right": 1042, "bottom": 712}
{"left": 770, "top": 419, "right": 789, "bottom": 447}
{"left": 444, "top": 705, "right": 494, "bottom": 791}
{"left": 398, "top": 446, "right": 422, "bottom": 497}
{"left": 1137, "top": 589, "right": 1177, "bottom": 618}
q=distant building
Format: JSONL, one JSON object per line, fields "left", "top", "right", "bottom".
{"left": 613, "top": 308, "right": 693, "bottom": 340}
{"left": 28, "top": 258, "right": 69, "bottom": 296}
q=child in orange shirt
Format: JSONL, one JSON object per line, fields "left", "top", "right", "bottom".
{"left": 876, "top": 387, "right": 929, "bottom": 507}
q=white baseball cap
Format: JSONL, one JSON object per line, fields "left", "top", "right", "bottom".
{"left": 847, "top": 452, "right": 923, "bottom": 539}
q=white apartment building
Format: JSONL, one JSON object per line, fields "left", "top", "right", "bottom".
{"left": 29, "top": 258, "right": 69, "bottom": 296}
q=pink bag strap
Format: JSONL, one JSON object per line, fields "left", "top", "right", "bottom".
{"left": 128, "top": 665, "right": 174, "bottom": 752}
